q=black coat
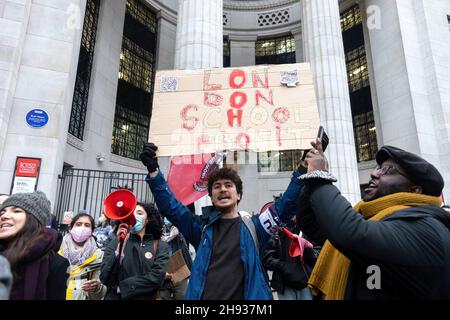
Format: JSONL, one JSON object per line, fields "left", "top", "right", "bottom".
{"left": 297, "top": 184, "right": 450, "bottom": 299}
{"left": 263, "top": 230, "right": 319, "bottom": 293}
{"left": 100, "top": 233, "right": 169, "bottom": 300}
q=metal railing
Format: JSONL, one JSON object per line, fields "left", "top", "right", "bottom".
{"left": 55, "top": 168, "right": 153, "bottom": 223}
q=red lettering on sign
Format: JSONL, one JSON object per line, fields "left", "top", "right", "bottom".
{"left": 227, "top": 109, "right": 243, "bottom": 127}
{"left": 229, "top": 69, "right": 246, "bottom": 89}
{"left": 203, "top": 70, "right": 222, "bottom": 91}
{"left": 204, "top": 92, "right": 223, "bottom": 107}
{"left": 255, "top": 89, "right": 273, "bottom": 106}
{"left": 230, "top": 91, "right": 247, "bottom": 109}
{"left": 276, "top": 125, "right": 281, "bottom": 146}
{"left": 272, "top": 107, "right": 290, "bottom": 124}
{"left": 235, "top": 133, "right": 250, "bottom": 149}
{"left": 252, "top": 70, "right": 269, "bottom": 89}
{"left": 181, "top": 104, "right": 199, "bottom": 131}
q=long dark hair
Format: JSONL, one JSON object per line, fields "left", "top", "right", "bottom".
{"left": 137, "top": 202, "right": 163, "bottom": 240}
{"left": 0, "top": 214, "right": 44, "bottom": 276}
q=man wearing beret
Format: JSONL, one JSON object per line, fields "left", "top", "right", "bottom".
{"left": 297, "top": 139, "right": 450, "bottom": 299}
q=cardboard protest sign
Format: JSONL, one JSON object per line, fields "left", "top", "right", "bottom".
{"left": 167, "top": 249, "right": 191, "bottom": 284}
{"left": 149, "top": 63, "right": 320, "bottom": 156}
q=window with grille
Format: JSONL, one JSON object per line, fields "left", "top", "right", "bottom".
{"left": 341, "top": 5, "right": 378, "bottom": 162}
{"left": 353, "top": 111, "right": 377, "bottom": 162}
{"left": 346, "top": 45, "right": 369, "bottom": 92}
{"left": 255, "top": 35, "right": 296, "bottom": 65}
{"left": 340, "top": 5, "right": 362, "bottom": 31}
{"left": 111, "top": 105, "right": 150, "bottom": 160}
{"left": 68, "top": 0, "right": 100, "bottom": 140}
{"left": 223, "top": 38, "right": 230, "bottom": 67}
{"left": 111, "top": 0, "right": 157, "bottom": 160}
{"left": 255, "top": 35, "right": 298, "bottom": 172}
{"left": 257, "top": 150, "right": 302, "bottom": 173}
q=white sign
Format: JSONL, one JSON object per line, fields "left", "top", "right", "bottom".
{"left": 11, "top": 177, "right": 37, "bottom": 194}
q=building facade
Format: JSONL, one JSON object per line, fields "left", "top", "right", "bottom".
{"left": 0, "top": 0, "right": 449, "bottom": 218}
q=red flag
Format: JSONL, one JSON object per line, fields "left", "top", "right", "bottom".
{"left": 280, "top": 227, "right": 313, "bottom": 259}
{"left": 167, "top": 152, "right": 225, "bottom": 206}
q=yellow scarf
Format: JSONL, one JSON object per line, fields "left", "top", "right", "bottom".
{"left": 307, "top": 192, "right": 441, "bottom": 300}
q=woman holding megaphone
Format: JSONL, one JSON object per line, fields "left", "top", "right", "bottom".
{"left": 100, "top": 200, "right": 169, "bottom": 300}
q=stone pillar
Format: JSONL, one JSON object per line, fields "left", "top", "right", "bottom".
{"left": 229, "top": 34, "right": 256, "bottom": 67}
{"left": 0, "top": 0, "right": 84, "bottom": 204}
{"left": 0, "top": 0, "right": 32, "bottom": 165}
{"left": 302, "top": 0, "right": 360, "bottom": 204}
{"left": 291, "top": 26, "right": 304, "bottom": 63}
{"left": 173, "top": 0, "right": 223, "bottom": 215}
{"left": 156, "top": 10, "right": 177, "bottom": 70}
{"left": 174, "top": 0, "right": 223, "bottom": 69}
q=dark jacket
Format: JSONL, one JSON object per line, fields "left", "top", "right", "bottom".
{"left": 2, "top": 229, "right": 68, "bottom": 300}
{"left": 263, "top": 228, "right": 319, "bottom": 294}
{"left": 100, "top": 233, "right": 169, "bottom": 300}
{"left": 297, "top": 183, "right": 450, "bottom": 299}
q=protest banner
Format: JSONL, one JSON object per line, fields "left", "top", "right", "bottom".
{"left": 149, "top": 63, "right": 320, "bottom": 156}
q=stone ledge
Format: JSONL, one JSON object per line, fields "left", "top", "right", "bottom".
{"left": 110, "top": 154, "right": 147, "bottom": 171}
{"left": 224, "top": 0, "right": 297, "bottom": 11}
{"left": 67, "top": 134, "right": 84, "bottom": 151}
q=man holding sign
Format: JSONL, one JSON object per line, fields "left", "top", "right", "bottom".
{"left": 140, "top": 143, "right": 308, "bottom": 300}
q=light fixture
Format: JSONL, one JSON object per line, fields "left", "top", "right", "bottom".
{"left": 96, "top": 152, "right": 106, "bottom": 162}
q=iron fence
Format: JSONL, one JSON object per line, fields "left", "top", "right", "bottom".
{"left": 55, "top": 168, "right": 153, "bottom": 223}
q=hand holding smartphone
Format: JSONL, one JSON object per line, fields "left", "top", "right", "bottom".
{"left": 301, "top": 126, "right": 329, "bottom": 161}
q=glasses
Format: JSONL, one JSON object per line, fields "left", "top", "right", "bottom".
{"left": 374, "top": 165, "right": 409, "bottom": 178}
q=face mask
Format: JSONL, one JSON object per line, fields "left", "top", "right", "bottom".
{"left": 131, "top": 215, "right": 145, "bottom": 234}
{"left": 70, "top": 226, "right": 92, "bottom": 243}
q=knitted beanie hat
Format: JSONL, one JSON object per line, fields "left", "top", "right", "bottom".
{"left": 0, "top": 191, "right": 51, "bottom": 226}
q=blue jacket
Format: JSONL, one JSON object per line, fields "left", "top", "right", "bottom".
{"left": 146, "top": 170, "right": 303, "bottom": 300}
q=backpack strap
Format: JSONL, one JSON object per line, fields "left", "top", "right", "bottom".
{"left": 240, "top": 212, "right": 259, "bottom": 255}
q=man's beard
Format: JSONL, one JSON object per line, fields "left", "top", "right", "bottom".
{"left": 363, "top": 183, "right": 412, "bottom": 202}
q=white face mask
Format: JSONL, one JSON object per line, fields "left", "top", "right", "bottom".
{"left": 70, "top": 226, "right": 92, "bottom": 243}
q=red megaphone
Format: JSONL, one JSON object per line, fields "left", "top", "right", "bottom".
{"left": 103, "top": 189, "right": 137, "bottom": 241}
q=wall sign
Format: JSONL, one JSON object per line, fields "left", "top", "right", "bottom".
{"left": 26, "top": 109, "right": 49, "bottom": 128}
{"left": 10, "top": 157, "right": 42, "bottom": 194}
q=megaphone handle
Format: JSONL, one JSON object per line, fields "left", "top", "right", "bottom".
{"left": 118, "top": 238, "right": 125, "bottom": 260}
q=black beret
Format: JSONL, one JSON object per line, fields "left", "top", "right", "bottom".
{"left": 376, "top": 145, "right": 444, "bottom": 196}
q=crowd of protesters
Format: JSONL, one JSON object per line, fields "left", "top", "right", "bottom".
{"left": 1, "top": 139, "right": 450, "bottom": 300}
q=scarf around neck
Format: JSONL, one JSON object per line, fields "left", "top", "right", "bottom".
{"left": 61, "top": 233, "right": 97, "bottom": 266}
{"left": 307, "top": 192, "right": 441, "bottom": 300}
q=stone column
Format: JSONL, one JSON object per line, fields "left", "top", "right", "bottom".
{"left": 0, "top": 0, "right": 84, "bottom": 204}
{"left": 302, "top": 0, "right": 360, "bottom": 204}
{"left": 156, "top": 10, "right": 177, "bottom": 71}
{"left": 229, "top": 34, "right": 256, "bottom": 67}
{"left": 173, "top": 0, "right": 223, "bottom": 215}
{"left": 291, "top": 26, "right": 304, "bottom": 63}
{"left": 174, "top": 0, "right": 223, "bottom": 69}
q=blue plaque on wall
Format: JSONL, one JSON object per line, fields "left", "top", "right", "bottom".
{"left": 26, "top": 109, "right": 49, "bottom": 128}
